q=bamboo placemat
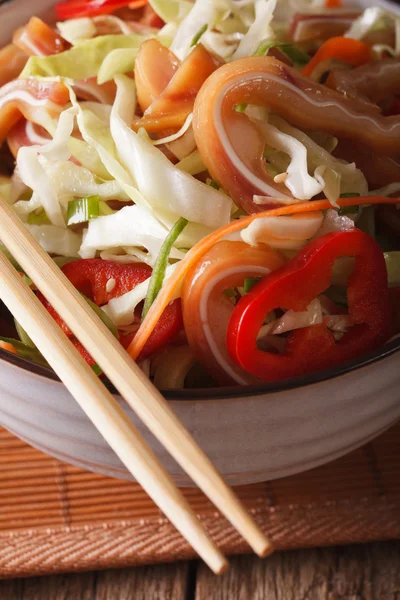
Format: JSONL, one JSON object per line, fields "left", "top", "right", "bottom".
{"left": 0, "top": 422, "right": 399, "bottom": 578}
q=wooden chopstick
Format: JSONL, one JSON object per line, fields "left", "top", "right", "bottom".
{"left": 0, "top": 195, "right": 273, "bottom": 559}
{"left": 0, "top": 250, "right": 227, "bottom": 575}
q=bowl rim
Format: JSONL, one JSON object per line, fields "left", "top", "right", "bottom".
{"left": 0, "top": 0, "right": 399, "bottom": 401}
{"left": 0, "top": 337, "right": 398, "bottom": 400}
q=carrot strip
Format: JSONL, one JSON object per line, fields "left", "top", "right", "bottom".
{"left": 302, "top": 36, "right": 372, "bottom": 78}
{"left": 325, "top": 0, "right": 342, "bottom": 7}
{"left": 0, "top": 341, "right": 17, "bottom": 355}
{"left": 128, "top": 196, "right": 400, "bottom": 359}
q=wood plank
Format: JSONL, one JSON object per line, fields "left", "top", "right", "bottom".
{"left": 195, "top": 542, "right": 400, "bottom": 600}
{"left": 0, "top": 562, "right": 190, "bottom": 600}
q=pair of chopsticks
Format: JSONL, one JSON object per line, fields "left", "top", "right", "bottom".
{"left": 0, "top": 194, "right": 273, "bottom": 574}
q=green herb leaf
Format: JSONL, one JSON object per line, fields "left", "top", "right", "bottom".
{"left": 190, "top": 23, "right": 208, "bottom": 47}
{"left": 244, "top": 277, "right": 262, "bottom": 294}
{"left": 0, "top": 337, "right": 49, "bottom": 367}
{"left": 142, "top": 217, "right": 189, "bottom": 320}
{"left": 14, "top": 319, "right": 36, "bottom": 348}
{"left": 27, "top": 210, "right": 51, "bottom": 225}
{"left": 67, "top": 195, "right": 100, "bottom": 226}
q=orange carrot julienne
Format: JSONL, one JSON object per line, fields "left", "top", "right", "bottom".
{"left": 302, "top": 37, "right": 372, "bottom": 78}
{"left": 127, "top": 196, "right": 400, "bottom": 359}
{"left": 325, "top": 0, "right": 342, "bottom": 7}
{"left": 0, "top": 341, "right": 17, "bottom": 355}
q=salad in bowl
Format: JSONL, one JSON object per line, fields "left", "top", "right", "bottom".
{"left": 0, "top": 0, "right": 399, "bottom": 483}
{"left": 0, "top": 0, "right": 399, "bottom": 391}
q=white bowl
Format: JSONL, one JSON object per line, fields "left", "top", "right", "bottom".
{"left": 0, "top": 0, "right": 399, "bottom": 486}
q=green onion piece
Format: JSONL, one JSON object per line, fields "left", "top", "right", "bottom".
{"left": 254, "top": 39, "right": 275, "bottom": 57}
{"left": 280, "top": 44, "right": 310, "bottom": 65}
{"left": 67, "top": 195, "right": 100, "bottom": 226}
{"left": 82, "top": 295, "right": 119, "bottom": 339}
{"left": 254, "top": 41, "right": 310, "bottom": 65}
{"left": 190, "top": 23, "right": 208, "bottom": 47}
{"left": 14, "top": 319, "right": 36, "bottom": 348}
{"left": 234, "top": 103, "right": 247, "bottom": 113}
{"left": 0, "top": 334, "right": 102, "bottom": 373}
{"left": 142, "top": 217, "right": 189, "bottom": 320}
{"left": 0, "top": 244, "right": 23, "bottom": 271}
{"left": 244, "top": 277, "right": 262, "bottom": 294}
{"left": 99, "top": 201, "right": 115, "bottom": 216}
{"left": 92, "top": 363, "right": 103, "bottom": 376}
{"left": 0, "top": 337, "right": 49, "bottom": 367}
{"left": 27, "top": 210, "right": 51, "bottom": 225}
{"left": 384, "top": 251, "right": 400, "bottom": 286}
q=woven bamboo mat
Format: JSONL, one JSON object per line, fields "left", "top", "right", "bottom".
{"left": 0, "top": 422, "right": 399, "bottom": 578}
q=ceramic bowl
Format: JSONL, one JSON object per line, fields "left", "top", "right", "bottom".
{"left": 0, "top": 0, "right": 399, "bottom": 486}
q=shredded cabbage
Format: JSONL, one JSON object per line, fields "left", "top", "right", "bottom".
{"left": 26, "top": 223, "right": 81, "bottom": 256}
{"left": 201, "top": 30, "right": 243, "bottom": 59}
{"left": 232, "top": 0, "right": 276, "bottom": 60}
{"left": 253, "top": 117, "right": 324, "bottom": 200}
{"left": 170, "top": 0, "right": 232, "bottom": 59}
{"left": 17, "top": 107, "right": 77, "bottom": 226}
{"left": 103, "top": 263, "right": 180, "bottom": 326}
{"left": 79, "top": 204, "right": 186, "bottom": 263}
{"left": 241, "top": 211, "right": 324, "bottom": 249}
{"left": 149, "top": 0, "right": 192, "bottom": 23}
{"left": 57, "top": 18, "right": 97, "bottom": 43}
{"left": 110, "top": 75, "right": 232, "bottom": 230}
{"left": 152, "top": 114, "right": 193, "bottom": 146}
{"left": 346, "top": 7, "right": 400, "bottom": 56}
{"left": 266, "top": 115, "right": 368, "bottom": 203}
{"left": 21, "top": 34, "right": 146, "bottom": 80}
{"left": 97, "top": 48, "right": 139, "bottom": 84}
{"left": 175, "top": 150, "right": 207, "bottom": 175}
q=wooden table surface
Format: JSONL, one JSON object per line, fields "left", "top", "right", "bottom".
{"left": 1, "top": 541, "right": 399, "bottom": 599}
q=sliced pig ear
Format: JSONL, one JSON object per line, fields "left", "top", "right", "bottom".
{"left": 133, "top": 42, "right": 221, "bottom": 133}
{"left": 192, "top": 55, "right": 400, "bottom": 214}
{"left": 181, "top": 240, "right": 285, "bottom": 385}
{"left": 13, "top": 17, "right": 69, "bottom": 58}
{"left": 134, "top": 39, "right": 179, "bottom": 113}
{"left": 0, "top": 44, "right": 28, "bottom": 88}
{"left": 0, "top": 78, "right": 69, "bottom": 144}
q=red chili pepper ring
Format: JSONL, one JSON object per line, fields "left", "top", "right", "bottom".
{"left": 226, "top": 230, "right": 392, "bottom": 382}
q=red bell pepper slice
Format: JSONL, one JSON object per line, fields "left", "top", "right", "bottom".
{"left": 38, "top": 259, "right": 182, "bottom": 364}
{"left": 56, "top": 0, "right": 147, "bottom": 20}
{"left": 226, "top": 230, "right": 391, "bottom": 382}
